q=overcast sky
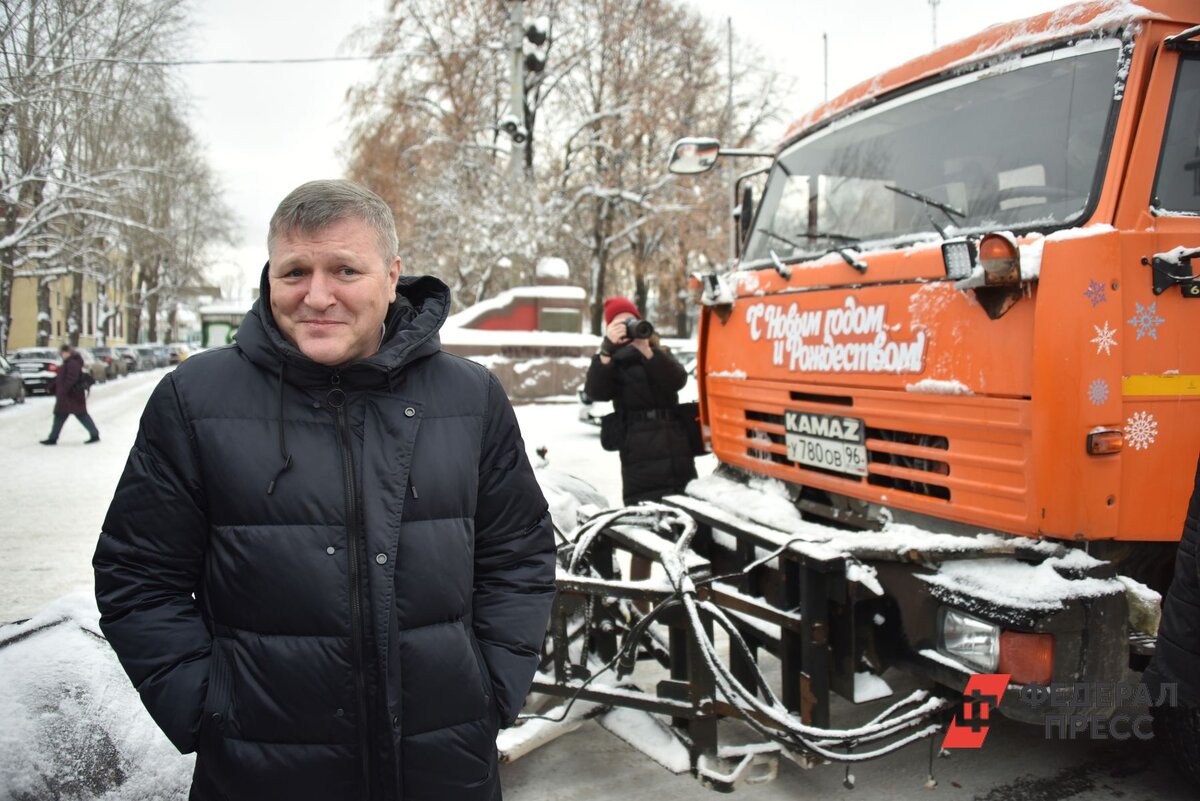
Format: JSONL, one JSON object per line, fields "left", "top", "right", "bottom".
{"left": 184, "top": 0, "right": 1068, "bottom": 296}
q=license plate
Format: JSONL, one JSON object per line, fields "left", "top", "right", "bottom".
{"left": 784, "top": 411, "right": 868, "bottom": 477}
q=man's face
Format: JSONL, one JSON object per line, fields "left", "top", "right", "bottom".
{"left": 268, "top": 217, "right": 402, "bottom": 367}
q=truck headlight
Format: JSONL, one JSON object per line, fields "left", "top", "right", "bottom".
{"left": 940, "top": 238, "right": 976, "bottom": 280}
{"left": 939, "top": 608, "right": 999, "bottom": 672}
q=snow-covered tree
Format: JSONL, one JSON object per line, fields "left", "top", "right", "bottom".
{"left": 345, "top": 0, "right": 565, "bottom": 308}
{"left": 345, "top": 0, "right": 781, "bottom": 330}
{"left": 0, "top": 0, "right": 231, "bottom": 352}
{"left": 549, "top": 0, "right": 782, "bottom": 333}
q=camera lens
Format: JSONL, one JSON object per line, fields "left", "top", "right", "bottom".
{"left": 624, "top": 319, "right": 653, "bottom": 339}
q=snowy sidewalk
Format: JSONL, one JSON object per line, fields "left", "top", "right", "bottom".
{"left": 0, "top": 368, "right": 173, "bottom": 620}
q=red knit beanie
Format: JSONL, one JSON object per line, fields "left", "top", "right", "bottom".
{"left": 604, "top": 297, "right": 640, "bottom": 325}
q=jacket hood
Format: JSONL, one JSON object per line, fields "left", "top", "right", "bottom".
{"left": 235, "top": 263, "right": 450, "bottom": 388}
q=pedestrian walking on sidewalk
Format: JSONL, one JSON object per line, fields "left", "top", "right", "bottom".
{"left": 40, "top": 344, "right": 99, "bottom": 445}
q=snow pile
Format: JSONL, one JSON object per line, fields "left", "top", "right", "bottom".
{"left": 598, "top": 707, "right": 690, "bottom": 774}
{"left": 1017, "top": 224, "right": 1118, "bottom": 280}
{"left": 686, "top": 473, "right": 1062, "bottom": 560}
{"left": 707, "top": 369, "right": 747, "bottom": 380}
{"left": 736, "top": 271, "right": 760, "bottom": 294}
{"left": 845, "top": 562, "right": 884, "bottom": 596}
{"left": 535, "top": 257, "right": 570, "bottom": 280}
{"left": 686, "top": 473, "right": 804, "bottom": 533}
{"left": 0, "top": 592, "right": 192, "bottom": 801}
{"left": 945, "top": 3, "right": 1153, "bottom": 75}
{"left": 443, "top": 284, "right": 585, "bottom": 330}
{"left": 1153, "top": 245, "right": 1200, "bottom": 265}
{"left": 441, "top": 328, "right": 598, "bottom": 348}
{"left": 535, "top": 467, "right": 609, "bottom": 537}
{"left": 1117, "top": 575, "right": 1162, "bottom": 636}
{"left": 1045, "top": 223, "right": 1116, "bottom": 243}
{"left": 1152, "top": 206, "right": 1200, "bottom": 219}
{"left": 701, "top": 272, "right": 737, "bottom": 306}
{"left": 853, "top": 672, "right": 893, "bottom": 703}
{"left": 1017, "top": 233, "right": 1044, "bottom": 280}
{"left": 918, "top": 551, "right": 1123, "bottom": 611}
{"left": 904, "top": 379, "right": 973, "bottom": 396}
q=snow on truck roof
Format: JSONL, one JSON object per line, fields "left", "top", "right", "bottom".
{"left": 781, "top": 0, "right": 1189, "bottom": 145}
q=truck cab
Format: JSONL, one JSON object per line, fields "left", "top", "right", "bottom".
{"left": 676, "top": 0, "right": 1200, "bottom": 587}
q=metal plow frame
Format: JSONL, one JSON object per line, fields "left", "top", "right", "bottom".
{"left": 499, "top": 502, "right": 951, "bottom": 792}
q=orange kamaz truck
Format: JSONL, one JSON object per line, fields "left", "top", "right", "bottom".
{"left": 663, "top": 0, "right": 1199, "bottom": 743}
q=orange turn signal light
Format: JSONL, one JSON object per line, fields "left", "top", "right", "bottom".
{"left": 979, "top": 233, "right": 1020, "bottom": 284}
{"left": 999, "top": 630, "right": 1054, "bottom": 685}
{"left": 1086, "top": 429, "right": 1123, "bottom": 455}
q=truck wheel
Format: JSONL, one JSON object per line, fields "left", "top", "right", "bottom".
{"left": 1153, "top": 703, "right": 1200, "bottom": 787}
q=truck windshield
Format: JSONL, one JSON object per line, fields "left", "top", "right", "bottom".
{"left": 744, "top": 39, "right": 1122, "bottom": 266}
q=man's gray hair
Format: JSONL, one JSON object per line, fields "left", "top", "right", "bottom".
{"left": 268, "top": 179, "right": 399, "bottom": 263}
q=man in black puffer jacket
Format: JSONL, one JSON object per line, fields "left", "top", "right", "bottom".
{"left": 1144, "top": 450, "right": 1200, "bottom": 785}
{"left": 94, "top": 180, "right": 556, "bottom": 801}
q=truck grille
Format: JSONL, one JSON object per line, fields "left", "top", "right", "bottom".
{"left": 744, "top": 409, "right": 951, "bottom": 499}
{"left": 707, "top": 377, "right": 1033, "bottom": 529}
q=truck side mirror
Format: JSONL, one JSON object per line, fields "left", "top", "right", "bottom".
{"left": 667, "top": 137, "right": 721, "bottom": 175}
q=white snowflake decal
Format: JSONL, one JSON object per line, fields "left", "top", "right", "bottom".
{"left": 1090, "top": 321, "right": 1117, "bottom": 356}
{"left": 1087, "top": 379, "right": 1109, "bottom": 405}
{"left": 1127, "top": 301, "right": 1165, "bottom": 341}
{"left": 1124, "top": 411, "right": 1158, "bottom": 451}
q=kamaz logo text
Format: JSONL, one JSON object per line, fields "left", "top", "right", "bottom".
{"left": 784, "top": 412, "right": 863, "bottom": 443}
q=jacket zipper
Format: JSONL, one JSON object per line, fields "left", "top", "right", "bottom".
{"left": 332, "top": 374, "right": 374, "bottom": 798}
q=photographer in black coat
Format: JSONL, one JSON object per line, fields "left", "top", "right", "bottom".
{"left": 584, "top": 297, "right": 697, "bottom": 505}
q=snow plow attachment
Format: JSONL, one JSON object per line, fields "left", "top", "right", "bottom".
{"left": 504, "top": 473, "right": 1143, "bottom": 790}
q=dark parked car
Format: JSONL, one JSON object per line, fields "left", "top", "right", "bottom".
{"left": 12, "top": 346, "right": 105, "bottom": 393}
{"left": 90, "top": 346, "right": 128, "bottom": 379}
{"left": 75, "top": 348, "right": 109, "bottom": 384}
{"left": 135, "top": 343, "right": 169, "bottom": 368}
{"left": 114, "top": 345, "right": 144, "bottom": 372}
{"left": 10, "top": 348, "right": 61, "bottom": 395}
{"left": 0, "top": 355, "right": 25, "bottom": 404}
{"left": 165, "top": 344, "right": 190, "bottom": 365}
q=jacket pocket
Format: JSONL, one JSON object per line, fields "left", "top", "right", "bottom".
{"left": 463, "top": 622, "right": 494, "bottom": 715}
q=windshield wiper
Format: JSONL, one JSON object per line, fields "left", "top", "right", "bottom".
{"left": 796, "top": 231, "right": 860, "bottom": 244}
{"left": 768, "top": 249, "right": 792, "bottom": 279}
{"left": 884, "top": 184, "right": 964, "bottom": 238}
{"left": 763, "top": 230, "right": 866, "bottom": 274}
{"left": 826, "top": 247, "right": 868, "bottom": 273}
{"left": 794, "top": 232, "right": 867, "bottom": 273}
{"left": 762, "top": 229, "right": 805, "bottom": 251}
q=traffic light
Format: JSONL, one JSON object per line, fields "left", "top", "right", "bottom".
{"left": 524, "top": 16, "right": 549, "bottom": 74}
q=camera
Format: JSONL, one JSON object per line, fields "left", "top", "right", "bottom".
{"left": 623, "top": 318, "right": 654, "bottom": 340}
